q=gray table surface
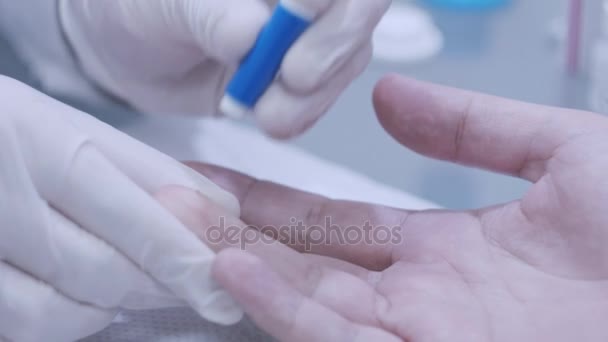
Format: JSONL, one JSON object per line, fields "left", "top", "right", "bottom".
{"left": 0, "top": 0, "right": 589, "bottom": 209}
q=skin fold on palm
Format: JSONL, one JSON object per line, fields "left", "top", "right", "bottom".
{"left": 156, "top": 75, "right": 608, "bottom": 342}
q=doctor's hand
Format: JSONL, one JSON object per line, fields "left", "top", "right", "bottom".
{"left": 0, "top": 77, "right": 242, "bottom": 342}
{"left": 58, "top": 0, "right": 389, "bottom": 138}
{"left": 169, "top": 75, "right": 608, "bottom": 341}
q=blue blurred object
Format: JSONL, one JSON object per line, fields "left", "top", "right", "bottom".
{"left": 423, "top": 0, "right": 510, "bottom": 10}
{"left": 221, "top": 1, "right": 311, "bottom": 117}
{"left": 416, "top": 0, "right": 513, "bottom": 57}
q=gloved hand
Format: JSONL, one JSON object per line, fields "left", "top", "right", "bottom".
{"left": 59, "top": 0, "right": 390, "bottom": 138}
{"left": 0, "top": 76, "right": 242, "bottom": 342}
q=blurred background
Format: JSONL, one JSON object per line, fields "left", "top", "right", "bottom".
{"left": 0, "top": 0, "right": 605, "bottom": 209}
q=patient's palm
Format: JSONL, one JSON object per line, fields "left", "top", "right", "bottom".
{"left": 364, "top": 134, "right": 608, "bottom": 341}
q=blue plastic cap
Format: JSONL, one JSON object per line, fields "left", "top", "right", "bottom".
{"left": 220, "top": 3, "right": 312, "bottom": 117}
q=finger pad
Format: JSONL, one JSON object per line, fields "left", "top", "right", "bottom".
{"left": 373, "top": 75, "right": 444, "bottom": 154}
{"left": 213, "top": 249, "right": 272, "bottom": 307}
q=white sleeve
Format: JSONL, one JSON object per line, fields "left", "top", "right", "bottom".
{"left": 0, "top": 0, "right": 108, "bottom": 104}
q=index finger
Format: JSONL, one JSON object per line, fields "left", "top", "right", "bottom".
{"left": 14, "top": 83, "right": 242, "bottom": 324}
{"left": 190, "top": 163, "right": 408, "bottom": 271}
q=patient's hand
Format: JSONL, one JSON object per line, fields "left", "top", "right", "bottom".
{"left": 159, "top": 75, "right": 608, "bottom": 341}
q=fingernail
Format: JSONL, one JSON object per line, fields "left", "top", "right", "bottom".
{"left": 181, "top": 165, "right": 241, "bottom": 217}
{"left": 197, "top": 290, "right": 244, "bottom": 325}
{"left": 173, "top": 186, "right": 204, "bottom": 208}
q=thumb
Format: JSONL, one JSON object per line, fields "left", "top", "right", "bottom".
{"left": 98, "top": 0, "right": 271, "bottom": 63}
{"left": 372, "top": 74, "right": 599, "bottom": 182}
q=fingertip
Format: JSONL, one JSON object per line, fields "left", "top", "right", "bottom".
{"left": 256, "top": 114, "right": 298, "bottom": 140}
{"left": 372, "top": 75, "right": 444, "bottom": 155}
{"left": 186, "top": 163, "right": 257, "bottom": 204}
{"left": 372, "top": 73, "right": 403, "bottom": 110}
{"left": 257, "top": 115, "right": 322, "bottom": 140}
{"left": 254, "top": 92, "right": 306, "bottom": 140}
{"left": 197, "top": 290, "right": 244, "bottom": 325}
{"left": 372, "top": 73, "right": 419, "bottom": 119}
{"left": 255, "top": 84, "right": 333, "bottom": 139}
{"left": 373, "top": 74, "right": 412, "bottom": 143}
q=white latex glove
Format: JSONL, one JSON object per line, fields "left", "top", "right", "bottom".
{"left": 59, "top": 0, "right": 390, "bottom": 138}
{"left": 0, "top": 76, "right": 242, "bottom": 342}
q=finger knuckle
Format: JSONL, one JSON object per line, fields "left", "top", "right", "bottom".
{"left": 453, "top": 97, "right": 475, "bottom": 161}
{"left": 304, "top": 198, "right": 331, "bottom": 227}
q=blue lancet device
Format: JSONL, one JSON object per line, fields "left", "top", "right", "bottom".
{"left": 220, "top": 0, "right": 314, "bottom": 118}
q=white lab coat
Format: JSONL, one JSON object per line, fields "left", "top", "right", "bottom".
{"left": 0, "top": 1, "right": 434, "bottom": 340}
